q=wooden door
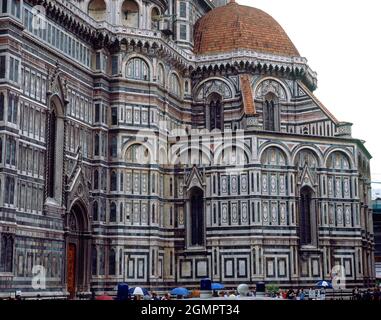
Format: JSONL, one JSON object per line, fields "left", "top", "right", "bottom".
{"left": 67, "top": 243, "right": 76, "bottom": 299}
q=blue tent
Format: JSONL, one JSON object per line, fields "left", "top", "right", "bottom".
{"left": 170, "top": 287, "right": 189, "bottom": 296}
{"left": 211, "top": 283, "right": 225, "bottom": 290}
{"left": 315, "top": 280, "right": 333, "bottom": 288}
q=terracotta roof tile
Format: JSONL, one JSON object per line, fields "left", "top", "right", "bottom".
{"left": 194, "top": 2, "right": 299, "bottom": 57}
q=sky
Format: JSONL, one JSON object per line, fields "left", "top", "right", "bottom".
{"left": 237, "top": 0, "right": 381, "bottom": 197}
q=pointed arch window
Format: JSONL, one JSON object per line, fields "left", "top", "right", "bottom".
{"left": 44, "top": 98, "right": 64, "bottom": 204}
{"left": 189, "top": 187, "right": 204, "bottom": 246}
{"left": 299, "top": 186, "right": 317, "bottom": 246}
{"left": 263, "top": 93, "right": 280, "bottom": 131}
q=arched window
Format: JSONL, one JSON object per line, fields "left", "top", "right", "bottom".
{"left": 47, "top": 106, "right": 57, "bottom": 198}
{"left": 110, "top": 202, "right": 117, "bottom": 222}
{"left": 151, "top": 7, "right": 160, "bottom": 30}
{"left": 0, "top": 92, "right": 4, "bottom": 121}
{"left": 93, "top": 201, "right": 99, "bottom": 221}
{"left": 189, "top": 187, "right": 204, "bottom": 246}
{"left": 121, "top": 0, "right": 139, "bottom": 27}
{"left": 299, "top": 186, "right": 316, "bottom": 246}
{"left": 157, "top": 64, "right": 165, "bottom": 87}
{"left": 91, "top": 245, "right": 97, "bottom": 275}
{"left": 263, "top": 93, "right": 280, "bottom": 131}
{"left": 88, "top": 0, "right": 107, "bottom": 21}
{"left": 126, "top": 58, "right": 149, "bottom": 81}
{"left": 108, "top": 248, "right": 116, "bottom": 275}
{"left": 93, "top": 170, "right": 99, "bottom": 190}
{"left": 0, "top": 234, "right": 14, "bottom": 272}
{"left": 110, "top": 171, "right": 117, "bottom": 191}
{"left": 208, "top": 94, "right": 223, "bottom": 131}
{"left": 169, "top": 73, "right": 181, "bottom": 97}
{"left": 126, "top": 144, "right": 150, "bottom": 164}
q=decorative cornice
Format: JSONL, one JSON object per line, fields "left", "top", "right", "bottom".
{"left": 24, "top": 0, "right": 318, "bottom": 89}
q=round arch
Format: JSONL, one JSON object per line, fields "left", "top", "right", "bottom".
{"left": 214, "top": 144, "right": 250, "bottom": 166}
{"left": 324, "top": 148, "right": 354, "bottom": 169}
{"left": 291, "top": 145, "right": 324, "bottom": 168}
{"left": 258, "top": 142, "right": 291, "bottom": 165}
{"left": 122, "top": 53, "right": 154, "bottom": 82}
{"left": 252, "top": 76, "right": 291, "bottom": 102}
{"left": 193, "top": 77, "right": 235, "bottom": 102}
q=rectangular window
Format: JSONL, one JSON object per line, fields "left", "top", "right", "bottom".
{"left": 11, "top": 0, "right": 21, "bottom": 19}
{"left": 0, "top": 56, "right": 5, "bottom": 78}
{"left": 96, "top": 52, "right": 101, "bottom": 70}
{"left": 2, "top": 0, "right": 7, "bottom": 14}
{"left": 179, "top": 2, "right": 187, "bottom": 18}
{"left": 24, "top": 70, "right": 30, "bottom": 95}
{"left": 111, "top": 56, "right": 118, "bottom": 75}
{"left": 94, "top": 103, "right": 100, "bottom": 123}
{"left": 180, "top": 24, "right": 187, "bottom": 41}
{"left": 111, "top": 107, "right": 118, "bottom": 125}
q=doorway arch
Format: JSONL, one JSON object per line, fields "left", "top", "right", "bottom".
{"left": 65, "top": 201, "right": 91, "bottom": 299}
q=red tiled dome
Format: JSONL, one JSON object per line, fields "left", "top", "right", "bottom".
{"left": 194, "top": 0, "right": 300, "bottom": 57}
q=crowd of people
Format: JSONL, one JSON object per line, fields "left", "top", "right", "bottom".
{"left": 351, "top": 287, "right": 381, "bottom": 301}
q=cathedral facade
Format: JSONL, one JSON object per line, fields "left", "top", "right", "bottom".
{"left": 0, "top": 0, "right": 375, "bottom": 298}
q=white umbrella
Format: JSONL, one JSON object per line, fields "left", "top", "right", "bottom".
{"left": 133, "top": 287, "right": 144, "bottom": 296}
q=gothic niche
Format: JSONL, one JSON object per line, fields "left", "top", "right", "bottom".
{"left": 295, "top": 149, "right": 319, "bottom": 247}
{"left": 88, "top": 0, "right": 107, "bottom": 21}
{"left": 299, "top": 186, "right": 316, "bottom": 246}
{"left": 121, "top": 0, "right": 139, "bottom": 28}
